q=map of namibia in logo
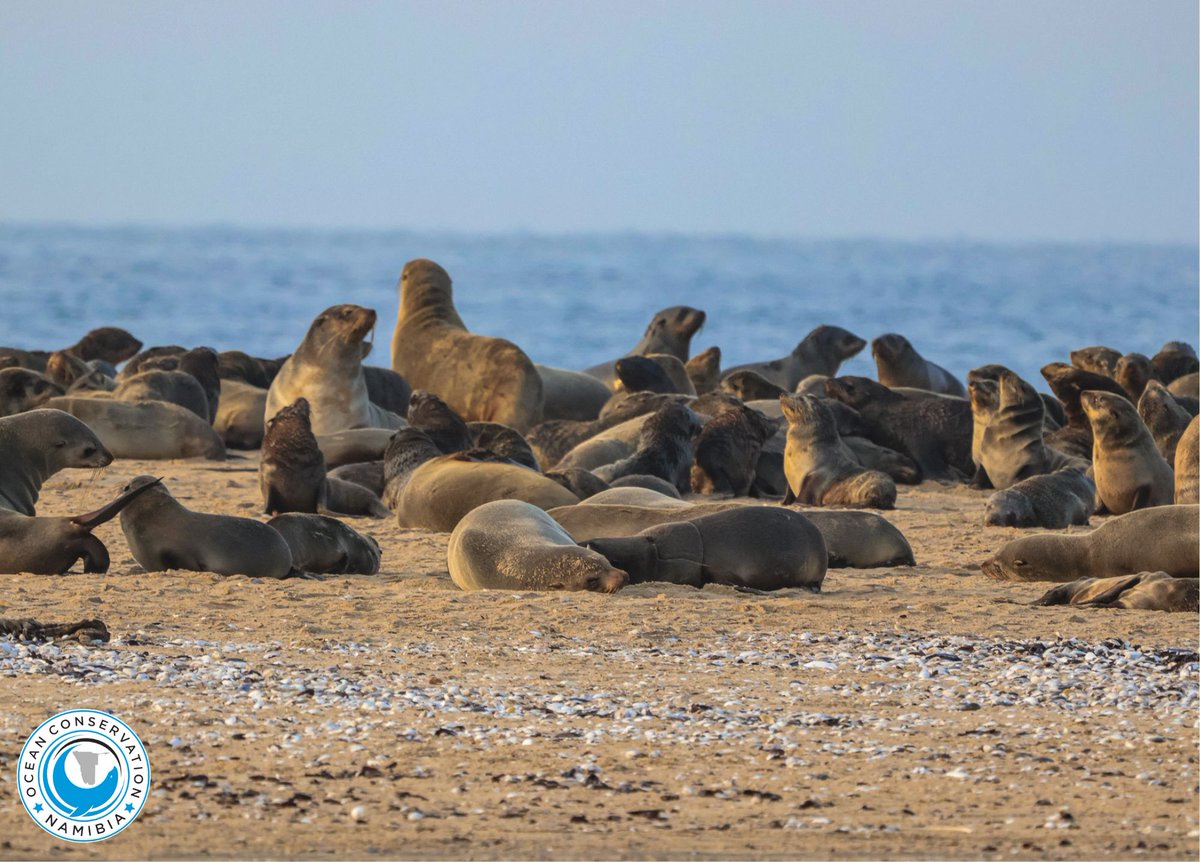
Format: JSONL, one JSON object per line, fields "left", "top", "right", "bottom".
{"left": 18, "top": 709, "right": 150, "bottom": 842}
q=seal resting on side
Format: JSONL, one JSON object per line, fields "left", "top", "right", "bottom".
{"left": 47, "top": 396, "right": 226, "bottom": 460}
{"left": 267, "top": 513, "right": 382, "bottom": 575}
{"left": 447, "top": 500, "right": 627, "bottom": 592}
{"left": 1032, "top": 572, "right": 1198, "bottom": 612}
{"left": 983, "top": 468, "right": 1096, "bottom": 529}
{"left": 391, "top": 259, "right": 543, "bottom": 431}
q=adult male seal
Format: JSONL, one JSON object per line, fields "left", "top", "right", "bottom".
{"left": 268, "top": 304, "right": 404, "bottom": 435}
{"left": 0, "top": 409, "right": 112, "bottom": 515}
{"left": 1175, "top": 416, "right": 1199, "bottom": 504}
{"left": 1032, "top": 572, "right": 1198, "bottom": 613}
{"left": 119, "top": 475, "right": 299, "bottom": 579}
{"left": 47, "top": 396, "right": 226, "bottom": 460}
{"left": 266, "top": 513, "right": 382, "bottom": 575}
{"left": 780, "top": 394, "right": 896, "bottom": 508}
{"left": 447, "top": 500, "right": 628, "bottom": 592}
{"left": 722, "top": 325, "right": 866, "bottom": 391}
{"left": 1081, "top": 390, "right": 1174, "bottom": 514}
{"left": 583, "top": 306, "right": 707, "bottom": 390}
{"left": 871, "top": 334, "right": 965, "bottom": 397}
{"left": 981, "top": 504, "right": 1198, "bottom": 582}
{"left": 983, "top": 468, "right": 1096, "bottom": 529}
{"left": 391, "top": 258, "right": 543, "bottom": 431}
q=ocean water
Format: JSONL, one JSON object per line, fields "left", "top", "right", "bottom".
{"left": 0, "top": 224, "right": 1195, "bottom": 389}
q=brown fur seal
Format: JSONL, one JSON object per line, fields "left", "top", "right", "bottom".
{"left": 266, "top": 513, "right": 382, "bottom": 575}
{"left": 584, "top": 506, "right": 827, "bottom": 591}
{"left": 721, "top": 370, "right": 788, "bottom": 402}
{"left": 468, "top": 421, "right": 540, "bottom": 471}
{"left": 825, "top": 376, "right": 972, "bottom": 481}
{"left": 722, "top": 325, "right": 866, "bottom": 391}
{"left": 177, "top": 347, "right": 221, "bottom": 422}
{"left": 983, "top": 468, "right": 1096, "bottom": 528}
{"left": 1082, "top": 390, "right": 1173, "bottom": 513}
{"left": 1032, "top": 571, "right": 1198, "bottom": 612}
{"left": 65, "top": 327, "right": 142, "bottom": 365}
{"left": 1069, "top": 346, "right": 1121, "bottom": 378}
{"left": 1115, "top": 352, "right": 1157, "bottom": 401}
{"left": 268, "top": 304, "right": 404, "bottom": 435}
{"left": 593, "top": 402, "right": 701, "bottom": 493}
{"left": 448, "top": 500, "right": 627, "bottom": 592}
{"left": 545, "top": 468, "right": 610, "bottom": 500}
{"left": 978, "top": 370, "right": 1085, "bottom": 490}
{"left": 260, "top": 398, "right": 389, "bottom": 518}
{"left": 536, "top": 365, "right": 614, "bottom": 422}
{"left": 362, "top": 365, "right": 412, "bottom": 417}
{"left": 1040, "top": 362, "right": 1128, "bottom": 461}
{"left": 113, "top": 368, "right": 210, "bottom": 420}
{"left": 583, "top": 486, "right": 688, "bottom": 508}
{"left": 213, "top": 379, "right": 268, "bottom": 449}
{"left": 1152, "top": 342, "right": 1198, "bottom": 385}
{"left": 1167, "top": 371, "right": 1200, "bottom": 401}
{"left": 690, "top": 402, "right": 777, "bottom": 496}
{"left": 46, "top": 351, "right": 116, "bottom": 393}
{"left": 967, "top": 378, "right": 999, "bottom": 488}
{"left": 528, "top": 392, "right": 678, "bottom": 468}
{"left": 118, "top": 475, "right": 301, "bottom": 578}
{"left": 218, "top": 351, "right": 277, "bottom": 389}
{"left": 120, "top": 346, "right": 186, "bottom": 378}
{"left": 327, "top": 461, "right": 385, "bottom": 497}
{"left": 391, "top": 259, "right": 543, "bottom": 430}
{"left": 316, "top": 428, "right": 399, "bottom": 469}
{"left": 1175, "top": 416, "right": 1199, "bottom": 504}
{"left": 1137, "top": 380, "right": 1192, "bottom": 464}
{"left": 0, "top": 479, "right": 160, "bottom": 574}
{"left": 583, "top": 306, "right": 707, "bottom": 390}
{"left": 0, "top": 409, "right": 112, "bottom": 515}
{"left": 0, "top": 368, "right": 63, "bottom": 416}
{"left": 871, "top": 334, "right": 964, "bottom": 397}
{"left": 685, "top": 347, "right": 722, "bottom": 394}
{"left": 46, "top": 396, "right": 226, "bottom": 460}
{"left": 981, "top": 504, "right": 1198, "bottom": 582}
{"left": 408, "top": 390, "right": 474, "bottom": 453}
{"left": 780, "top": 394, "right": 896, "bottom": 508}
{"left": 609, "top": 474, "right": 684, "bottom": 497}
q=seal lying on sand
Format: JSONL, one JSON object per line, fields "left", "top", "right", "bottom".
{"left": 871, "top": 334, "right": 965, "bottom": 397}
{"left": 722, "top": 325, "right": 866, "bottom": 391}
{"left": 1032, "top": 572, "right": 1198, "bottom": 612}
{"left": 583, "top": 306, "right": 707, "bottom": 390}
{"left": 268, "top": 304, "right": 404, "bottom": 435}
{"left": 0, "top": 409, "right": 112, "bottom": 515}
{"left": 0, "top": 368, "right": 62, "bottom": 416}
{"left": 448, "top": 500, "right": 627, "bottom": 592}
{"left": 780, "top": 394, "right": 895, "bottom": 508}
{"left": 267, "top": 513, "right": 381, "bottom": 575}
{"left": 585, "top": 506, "right": 827, "bottom": 592}
{"left": 391, "top": 259, "right": 543, "bottom": 431}
{"left": 1082, "top": 390, "right": 1174, "bottom": 514}
{"left": 213, "top": 380, "right": 268, "bottom": 449}
{"left": 114, "top": 368, "right": 210, "bottom": 421}
{"left": 47, "top": 396, "right": 226, "bottom": 460}
{"left": 981, "top": 504, "right": 1198, "bottom": 582}
{"left": 983, "top": 468, "right": 1096, "bottom": 529}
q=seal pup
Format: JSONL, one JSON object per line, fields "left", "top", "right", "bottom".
{"left": 1115, "top": 352, "right": 1157, "bottom": 401}
{"left": 584, "top": 506, "right": 827, "bottom": 592}
{"left": 978, "top": 370, "right": 1085, "bottom": 490}
{"left": 528, "top": 392, "right": 677, "bottom": 468}
{"left": 608, "top": 356, "right": 681, "bottom": 398}
{"left": 870, "top": 334, "right": 965, "bottom": 397}
{"left": 721, "top": 370, "right": 788, "bottom": 402}
{"left": 983, "top": 468, "right": 1096, "bottom": 529}
{"left": 1039, "top": 362, "right": 1128, "bottom": 461}
{"left": 327, "top": 461, "right": 386, "bottom": 498}
{"left": 317, "top": 427, "right": 400, "bottom": 469}
{"left": 1152, "top": 342, "right": 1198, "bottom": 386}
{"left": 824, "top": 376, "right": 973, "bottom": 481}
{"left": 113, "top": 368, "right": 210, "bottom": 421}
{"left": 685, "top": 347, "right": 722, "bottom": 394}
{"left": 120, "top": 346, "right": 186, "bottom": 379}
{"left": 176, "top": 347, "right": 221, "bottom": 422}
{"left": 260, "top": 398, "right": 389, "bottom": 518}
{"left": 47, "top": 396, "right": 226, "bottom": 460}
{"left": 1032, "top": 572, "right": 1199, "bottom": 613}
{"left": 45, "top": 351, "right": 115, "bottom": 393}
{"left": 544, "top": 468, "right": 611, "bottom": 500}
{"left": 0, "top": 368, "right": 63, "bottom": 416}
{"left": 0, "top": 409, "right": 112, "bottom": 515}
{"left": 362, "top": 366, "right": 412, "bottom": 417}
{"left": 536, "top": 365, "right": 614, "bottom": 422}
{"left": 1082, "top": 390, "right": 1173, "bottom": 514}
{"left": 981, "top": 504, "right": 1198, "bottom": 582}
{"left": 64, "top": 327, "right": 142, "bottom": 366}
{"left": 119, "top": 476, "right": 302, "bottom": 579}
{"left": 1069, "top": 346, "right": 1121, "bottom": 378}
{"left": 405, "top": 390, "right": 474, "bottom": 455}
{"left": 469, "top": 421, "right": 540, "bottom": 471}
{"left": 593, "top": 402, "right": 702, "bottom": 494}
{"left": 391, "top": 258, "right": 543, "bottom": 431}
{"left": 583, "top": 306, "right": 707, "bottom": 390}
{"left": 269, "top": 304, "right": 404, "bottom": 435}
{"left": 266, "top": 513, "right": 382, "bottom": 575}
{"left": 722, "top": 325, "right": 866, "bottom": 391}
{"left": 780, "top": 394, "right": 896, "bottom": 508}
{"left": 1174, "top": 416, "right": 1199, "bottom": 504}
{"left": 213, "top": 379, "right": 268, "bottom": 450}
{"left": 1137, "top": 380, "right": 1192, "bottom": 464}
{"left": 448, "top": 500, "right": 627, "bottom": 592}
{"left": 690, "top": 402, "right": 777, "bottom": 496}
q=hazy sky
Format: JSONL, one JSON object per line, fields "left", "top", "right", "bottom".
{"left": 2, "top": 1, "right": 1196, "bottom": 241}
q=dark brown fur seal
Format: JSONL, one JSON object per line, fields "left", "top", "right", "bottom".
{"left": 1115, "top": 352, "right": 1157, "bottom": 401}
{"left": 871, "top": 333, "right": 965, "bottom": 397}
{"left": 1069, "top": 346, "right": 1121, "bottom": 378}
{"left": 362, "top": 365, "right": 412, "bottom": 417}
{"left": 468, "top": 421, "right": 540, "bottom": 471}
{"left": 690, "top": 403, "right": 777, "bottom": 496}
{"left": 1152, "top": 342, "right": 1198, "bottom": 385}
{"left": 267, "top": 513, "right": 382, "bottom": 575}
{"left": 722, "top": 325, "right": 866, "bottom": 390}
{"left": 1032, "top": 571, "right": 1198, "bottom": 612}
{"left": 1039, "top": 362, "right": 1128, "bottom": 461}
{"left": 391, "top": 258, "right": 543, "bottom": 431}
{"left": 721, "top": 370, "right": 788, "bottom": 401}
{"left": 1082, "top": 390, "right": 1174, "bottom": 514}
{"left": 407, "top": 390, "right": 474, "bottom": 454}
{"left": 65, "top": 327, "right": 142, "bottom": 365}
{"left": 583, "top": 306, "right": 707, "bottom": 390}
{"left": 327, "top": 461, "right": 385, "bottom": 497}
{"left": 0, "top": 409, "right": 112, "bottom": 515}
{"left": 120, "top": 346, "right": 186, "bottom": 378}
{"left": 1138, "top": 380, "right": 1192, "bottom": 465}
{"left": 685, "top": 346, "right": 722, "bottom": 394}
{"left": 0, "top": 368, "right": 63, "bottom": 416}
{"left": 983, "top": 468, "right": 1096, "bottom": 529}
{"left": 594, "top": 402, "right": 702, "bottom": 493}
{"left": 545, "top": 468, "right": 611, "bottom": 500}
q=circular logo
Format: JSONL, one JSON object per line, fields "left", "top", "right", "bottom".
{"left": 17, "top": 710, "right": 150, "bottom": 842}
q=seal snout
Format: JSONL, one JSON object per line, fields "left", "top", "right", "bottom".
{"left": 593, "top": 568, "right": 629, "bottom": 593}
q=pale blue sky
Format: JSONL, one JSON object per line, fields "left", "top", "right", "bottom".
{"left": 1, "top": 1, "right": 1196, "bottom": 241}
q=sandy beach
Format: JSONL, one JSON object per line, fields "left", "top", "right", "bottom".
{"left": 0, "top": 455, "right": 1195, "bottom": 860}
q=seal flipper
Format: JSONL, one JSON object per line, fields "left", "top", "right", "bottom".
{"left": 77, "top": 535, "right": 110, "bottom": 574}
{"left": 1129, "top": 485, "right": 1153, "bottom": 512}
{"left": 968, "top": 464, "right": 993, "bottom": 490}
{"left": 1077, "top": 572, "right": 1152, "bottom": 607}
{"left": 70, "top": 477, "right": 163, "bottom": 530}
{"left": 781, "top": 486, "right": 796, "bottom": 505}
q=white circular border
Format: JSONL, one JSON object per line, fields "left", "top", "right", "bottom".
{"left": 18, "top": 709, "right": 151, "bottom": 843}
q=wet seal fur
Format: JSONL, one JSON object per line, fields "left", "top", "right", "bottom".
{"left": 983, "top": 468, "right": 1096, "bottom": 529}
{"left": 267, "top": 513, "right": 382, "bottom": 574}
{"left": 1082, "top": 390, "right": 1174, "bottom": 514}
{"left": 1032, "top": 572, "right": 1198, "bottom": 613}
{"left": 0, "top": 409, "right": 112, "bottom": 515}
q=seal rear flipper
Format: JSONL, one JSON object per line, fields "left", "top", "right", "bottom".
{"left": 284, "top": 567, "right": 325, "bottom": 581}
{"left": 77, "top": 535, "right": 110, "bottom": 574}
{"left": 70, "top": 477, "right": 163, "bottom": 530}
{"left": 968, "top": 465, "right": 993, "bottom": 490}
{"left": 1076, "top": 573, "right": 1153, "bottom": 608}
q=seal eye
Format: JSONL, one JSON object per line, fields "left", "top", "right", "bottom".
{"left": 54, "top": 440, "right": 67, "bottom": 449}
{"left": 81, "top": 446, "right": 96, "bottom": 458}
{"left": 586, "top": 577, "right": 600, "bottom": 591}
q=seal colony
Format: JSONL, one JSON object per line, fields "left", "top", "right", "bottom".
{"left": 0, "top": 260, "right": 1195, "bottom": 619}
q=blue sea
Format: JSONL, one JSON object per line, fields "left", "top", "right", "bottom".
{"left": 0, "top": 224, "right": 1195, "bottom": 389}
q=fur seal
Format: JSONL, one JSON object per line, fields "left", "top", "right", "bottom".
{"left": 1040, "top": 362, "right": 1127, "bottom": 461}
{"left": 213, "top": 379, "right": 268, "bottom": 449}
{"left": 536, "top": 365, "right": 614, "bottom": 422}
{"left": 1069, "top": 346, "right": 1121, "bottom": 378}
{"left": 260, "top": 398, "right": 389, "bottom": 518}
{"left": 113, "top": 368, "right": 210, "bottom": 421}
{"left": 685, "top": 347, "right": 722, "bottom": 394}
{"left": 967, "top": 378, "right": 999, "bottom": 488}
{"left": 362, "top": 366, "right": 412, "bottom": 417}
{"left": 327, "top": 461, "right": 385, "bottom": 497}
{"left": 177, "top": 347, "right": 221, "bottom": 422}
{"left": 977, "top": 370, "right": 1085, "bottom": 490}
{"left": 583, "top": 486, "right": 688, "bottom": 508}
{"left": 218, "top": 351, "right": 279, "bottom": 389}
{"left": 825, "top": 376, "right": 972, "bottom": 481}
{"left": 609, "top": 474, "right": 683, "bottom": 497}
{"left": 583, "top": 306, "right": 707, "bottom": 390}
{"left": 468, "top": 421, "right": 540, "bottom": 471}
{"left": 0, "top": 409, "right": 112, "bottom": 515}
{"left": 408, "top": 390, "right": 474, "bottom": 454}
{"left": 46, "top": 351, "right": 115, "bottom": 393}
{"left": 593, "top": 402, "right": 701, "bottom": 493}
{"left": 1175, "top": 416, "right": 1199, "bottom": 504}
{"left": 544, "top": 468, "right": 610, "bottom": 500}
{"left": 1082, "top": 390, "right": 1173, "bottom": 513}
{"left": 316, "top": 428, "right": 399, "bottom": 469}
{"left": 1137, "top": 380, "right": 1192, "bottom": 464}
{"left": 0, "top": 368, "right": 63, "bottom": 416}
{"left": 871, "top": 334, "right": 964, "bottom": 397}
{"left": 1167, "top": 371, "right": 1200, "bottom": 401}
{"left": 65, "top": 327, "right": 142, "bottom": 365}
{"left": 119, "top": 476, "right": 299, "bottom": 578}
{"left": 722, "top": 325, "right": 866, "bottom": 391}
{"left": 267, "top": 513, "right": 381, "bottom": 574}
{"left": 584, "top": 506, "right": 827, "bottom": 591}
{"left": 46, "top": 396, "right": 226, "bottom": 460}
{"left": 1115, "top": 352, "right": 1157, "bottom": 401}
{"left": 721, "top": 370, "right": 788, "bottom": 402}
{"left": 528, "top": 392, "right": 677, "bottom": 468}
{"left": 690, "top": 402, "right": 777, "bottom": 496}
{"left": 1152, "top": 342, "right": 1198, "bottom": 386}
{"left": 0, "top": 479, "right": 160, "bottom": 574}
{"left": 120, "top": 346, "right": 186, "bottom": 378}
{"left": 268, "top": 304, "right": 404, "bottom": 435}
{"left": 1032, "top": 571, "right": 1198, "bottom": 612}
{"left": 391, "top": 259, "right": 543, "bottom": 431}
{"left": 981, "top": 504, "right": 1198, "bottom": 582}
{"left": 983, "top": 468, "right": 1096, "bottom": 528}
{"left": 780, "top": 394, "right": 896, "bottom": 508}
{"left": 448, "top": 500, "right": 628, "bottom": 592}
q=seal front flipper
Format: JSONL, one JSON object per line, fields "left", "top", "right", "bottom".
{"left": 968, "top": 465, "right": 993, "bottom": 490}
